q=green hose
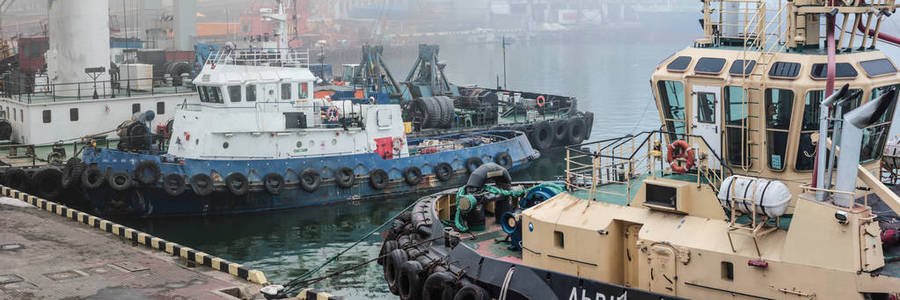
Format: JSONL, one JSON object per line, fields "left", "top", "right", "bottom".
{"left": 454, "top": 182, "right": 565, "bottom": 232}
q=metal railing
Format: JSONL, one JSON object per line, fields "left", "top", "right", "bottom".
{"left": 0, "top": 77, "right": 195, "bottom": 103}
{"left": 565, "top": 130, "right": 733, "bottom": 204}
{"left": 206, "top": 48, "right": 310, "bottom": 69}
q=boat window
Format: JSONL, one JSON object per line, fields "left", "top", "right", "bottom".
{"left": 860, "top": 84, "right": 899, "bottom": 163}
{"left": 666, "top": 56, "right": 692, "bottom": 72}
{"left": 70, "top": 108, "right": 78, "bottom": 122}
{"left": 765, "top": 88, "right": 794, "bottom": 170}
{"left": 724, "top": 86, "right": 749, "bottom": 166}
{"left": 198, "top": 86, "right": 209, "bottom": 102}
{"left": 697, "top": 92, "right": 716, "bottom": 123}
{"left": 19, "top": 109, "right": 22, "bottom": 123}
{"left": 298, "top": 82, "right": 309, "bottom": 99}
{"left": 859, "top": 58, "right": 897, "bottom": 77}
{"left": 796, "top": 89, "right": 863, "bottom": 171}
{"left": 10, "top": 107, "right": 13, "bottom": 121}
{"left": 729, "top": 60, "right": 756, "bottom": 76}
{"left": 156, "top": 102, "right": 165, "bottom": 115}
{"left": 246, "top": 84, "right": 257, "bottom": 102}
{"left": 768, "top": 62, "right": 801, "bottom": 79}
{"left": 810, "top": 63, "right": 858, "bottom": 79}
{"left": 132, "top": 103, "right": 140, "bottom": 114}
{"left": 721, "top": 262, "right": 734, "bottom": 281}
{"left": 553, "top": 231, "right": 565, "bottom": 249}
{"left": 281, "top": 83, "right": 292, "bottom": 100}
{"left": 695, "top": 57, "right": 726, "bottom": 74}
{"left": 657, "top": 81, "right": 686, "bottom": 140}
{"left": 42, "top": 110, "right": 50, "bottom": 124}
{"left": 228, "top": 85, "right": 241, "bottom": 102}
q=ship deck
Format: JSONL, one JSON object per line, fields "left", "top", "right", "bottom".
{"left": 1, "top": 86, "right": 194, "bottom": 105}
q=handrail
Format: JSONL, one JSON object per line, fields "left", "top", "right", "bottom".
{"left": 0, "top": 76, "right": 193, "bottom": 103}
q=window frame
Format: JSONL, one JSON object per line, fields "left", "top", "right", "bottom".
{"left": 764, "top": 88, "right": 794, "bottom": 171}
{"left": 156, "top": 102, "right": 165, "bottom": 115}
{"left": 69, "top": 108, "right": 78, "bottom": 122}
{"left": 246, "top": 84, "right": 257, "bottom": 102}
{"left": 723, "top": 86, "right": 750, "bottom": 167}
{"left": 656, "top": 80, "right": 687, "bottom": 141}
{"left": 42, "top": 109, "right": 51, "bottom": 124}
{"left": 228, "top": 85, "right": 242, "bottom": 103}
{"left": 281, "top": 83, "right": 292, "bottom": 100}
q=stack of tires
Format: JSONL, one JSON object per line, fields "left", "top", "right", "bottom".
{"left": 412, "top": 96, "right": 456, "bottom": 129}
{"left": 514, "top": 111, "right": 593, "bottom": 151}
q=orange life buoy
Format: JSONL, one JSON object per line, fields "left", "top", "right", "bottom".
{"left": 326, "top": 106, "right": 340, "bottom": 122}
{"left": 536, "top": 95, "right": 546, "bottom": 107}
{"left": 666, "top": 140, "right": 695, "bottom": 174}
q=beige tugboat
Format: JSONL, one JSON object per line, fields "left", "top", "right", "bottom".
{"left": 371, "top": 1, "right": 900, "bottom": 299}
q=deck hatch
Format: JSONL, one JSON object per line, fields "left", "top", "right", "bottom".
{"left": 729, "top": 60, "right": 756, "bottom": 76}
{"left": 859, "top": 58, "right": 897, "bottom": 77}
{"left": 666, "top": 56, "right": 692, "bottom": 72}
{"left": 695, "top": 57, "right": 727, "bottom": 74}
{"left": 810, "top": 63, "right": 858, "bottom": 79}
{"left": 768, "top": 62, "right": 801, "bottom": 79}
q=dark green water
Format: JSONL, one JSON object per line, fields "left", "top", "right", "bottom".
{"left": 119, "top": 38, "right": 686, "bottom": 299}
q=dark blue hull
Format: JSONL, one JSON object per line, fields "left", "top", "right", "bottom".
{"left": 81, "top": 130, "right": 539, "bottom": 217}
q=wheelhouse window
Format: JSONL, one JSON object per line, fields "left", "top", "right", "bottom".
{"left": 765, "top": 88, "right": 794, "bottom": 170}
{"left": 796, "top": 89, "right": 863, "bottom": 171}
{"left": 861, "top": 84, "right": 899, "bottom": 163}
{"left": 246, "top": 84, "right": 257, "bottom": 102}
{"left": 198, "top": 86, "right": 223, "bottom": 103}
{"left": 724, "top": 86, "right": 749, "bottom": 166}
{"left": 198, "top": 86, "right": 209, "bottom": 102}
{"left": 657, "top": 81, "right": 686, "bottom": 141}
{"left": 228, "top": 85, "right": 242, "bottom": 102}
{"left": 281, "top": 83, "right": 292, "bottom": 100}
{"left": 298, "top": 82, "right": 309, "bottom": 99}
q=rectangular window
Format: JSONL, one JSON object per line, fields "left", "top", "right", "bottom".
{"left": 132, "top": 103, "right": 140, "bottom": 114}
{"left": 212, "top": 87, "right": 223, "bottom": 103}
{"left": 696, "top": 92, "right": 716, "bottom": 123}
{"left": 42, "top": 110, "right": 50, "bottom": 123}
{"left": 765, "top": 88, "right": 794, "bottom": 170}
{"left": 298, "top": 82, "right": 309, "bottom": 99}
{"left": 796, "top": 89, "right": 863, "bottom": 171}
{"left": 228, "top": 85, "right": 242, "bottom": 102}
{"left": 69, "top": 108, "right": 78, "bottom": 121}
{"left": 156, "top": 102, "right": 165, "bottom": 115}
{"left": 10, "top": 107, "right": 14, "bottom": 121}
{"left": 198, "top": 86, "right": 209, "bottom": 102}
{"left": 657, "top": 81, "right": 686, "bottom": 141}
{"left": 860, "top": 84, "right": 899, "bottom": 163}
{"left": 724, "top": 86, "right": 749, "bottom": 166}
{"left": 19, "top": 109, "right": 22, "bottom": 123}
{"left": 281, "top": 83, "right": 292, "bottom": 100}
{"left": 721, "top": 261, "right": 734, "bottom": 281}
{"left": 246, "top": 85, "right": 257, "bottom": 102}
{"left": 553, "top": 231, "right": 565, "bottom": 249}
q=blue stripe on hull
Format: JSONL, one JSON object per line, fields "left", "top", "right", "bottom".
{"left": 82, "top": 131, "right": 538, "bottom": 217}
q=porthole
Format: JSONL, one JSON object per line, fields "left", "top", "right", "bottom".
{"left": 223, "top": 142, "right": 229, "bottom": 149}
{"left": 296, "top": 141, "right": 303, "bottom": 148}
{"left": 332, "top": 138, "right": 337, "bottom": 145}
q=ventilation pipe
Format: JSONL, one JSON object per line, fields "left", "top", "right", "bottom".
{"left": 833, "top": 88, "right": 897, "bottom": 207}
{"left": 815, "top": 84, "right": 849, "bottom": 201}
{"left": 825, "top": 89, "right": 863, "bottom": 190}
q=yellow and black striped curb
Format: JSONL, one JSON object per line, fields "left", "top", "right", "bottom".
{"left": 0, "top": 186, "right": 268, "bottom": 285}
{"left": 295, "top": 288, "right": 344, "bottom": 300}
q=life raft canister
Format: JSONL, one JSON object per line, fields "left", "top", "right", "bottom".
{"left": 666, "top": 139, "right": 696, "bottom": 174}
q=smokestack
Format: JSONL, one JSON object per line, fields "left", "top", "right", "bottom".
{"left": 46, "top": 0, "right": 111, "bottom": 97}
{"left": 174, "top": 0, "right": 197, "bottom": 51}
{"left": 833, "top": 87, "right": 897, "bottom": 207}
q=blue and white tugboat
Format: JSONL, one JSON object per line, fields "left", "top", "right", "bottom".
{"left": 74, "top": 48, "right": 540, "bottom": 217}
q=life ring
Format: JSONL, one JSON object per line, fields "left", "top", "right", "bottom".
{"left": 326, "top": 106, "right": 340, "bottom": 122}
{"left": 369, "top": 169, "right": 389, "bottom": 190}
{"left": 423, "top": 271, "right": 457, "bottom": 300}
{"left": 81, "top": 166, "right": 105, "bottom": 190}
{"left": 108, "top": 171, "right": 133, "bottom": 191}
{"left": 398, "top": 260, "right": 424, "bottom": 300}
{"left": 225, "top": 172, "right": 249, "bottom": 196}
{"left": 393, "top": 137, "right": 404, "bottom": 153}
{"left": 384, "top": 248, "right": 409, "bottom": 295}
{"left": 434, "top": 163, "right": 453, "bottom": 182}
{"left": 666, "top": 140, "right": 696, "bottom": 174}
{"left": 190, "top": 173, "right": 214, "bottom": 196}
{"left": 464, "top": 157, "right": 483, "bottom": 174}
{"left": 61, "top": 159, "right": 85, "bottom": 189}
{"left": 162, "top": 173, "right": 185, "bottom": 197}
{"left": 378, "top": 240, "right": 398, "bottom": 266}
{"left": 403, "top": 166, "right": 422, "bottom": 186}
{"left": 536, "top": 95, "right": 546, "bottom": 107}
{"left": 263, "top": 173, "right": 284, "bottom": 195}
{"left": 32, "top": 168, "right": 63, "bottom": 200}
{"left": 335, "top": 167, "right": 355, "bottom": 189}
{"left": 299, "top": 169, "right": 321, "bottom": 192}
{"left": 494, "top": 152, "right": 513, "bottom": 169}
{"left": 453, "top": 283, "right": 489, "bottom": 300}
{"left": 134, "top": 160, "right": 161, "bottom": 185}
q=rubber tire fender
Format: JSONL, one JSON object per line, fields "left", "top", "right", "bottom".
{"left": 81, "top": 166, "right": 105, "bottom": 190}
{"left": 466, "top": 163, "right": 512, "bottom": 189}
{"left": 427, "top": 97, "right": 444, "bottom": 128}
{"left": 190, "top": 173, "right": 214, "bottom": 196}
{"left": 433, "top": 163, "right": 453, "bottom": 182}
{"left": 385, "top": 248, "right": 409, "bottom": 295}
{"left": 529, "top": 121, "right": 553, "bottom": 151}
{"left": 134, "top": 160, "right": 161, "bottom": 185}
{"left": 582, "top": 111, "right": 595, "bottom": 138}
{"left": 404, "top": 166, "right": 423, "bottom": 186}
{"left": 32, "top": 168, "right": 63, "bottom": 200}
{"left": 61, "top": 158, "right": 84, "bottom": 189}
{"left": 551, "top": 119, "right": 568, "bottom": 143}
{"left": 263, "top": 173, "right": 284, "bottom": 195}
{"left": 464, "top": 157, "right": 483, "bottom": 174}
{"left": 162, "top": 173, "right": 186, "bottom": 197}
{"left": 299, "top": 169, "right": 321, "bottom": 192}
{"left": 398, "top": 260, "right": 425, "bottom": 300}
{"left": 423, "top": 271, "right": 457, "bottom": 300}
{"left": 369, "top": 169, "right": 389, "bottom": 190}
{"left": 567, "top": 116, "right": 587, "bottom": 145}
{"left": 108, "top": 171, "right": 133, "bottom": 192}
{"left": 225, "top": 172, "right": 249, "bottom": 196}
{"left": 452, "top": 283, "right": 490, "bottom": 300}
{"left": 494, "top": 152, "right": 513, "bottom": 169}
{"left": 5, "top": 168, "right": 26, "bottom": 189}
{"left": 334, "top": 167, "right": 355, "bottom": 189}
{"left": 378, "top": 240, "right": 399, "bottom": 266}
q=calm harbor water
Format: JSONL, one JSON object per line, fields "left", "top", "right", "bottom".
{"left": 117, "top": 37, "right": 697, "bottom": 299}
